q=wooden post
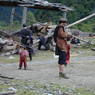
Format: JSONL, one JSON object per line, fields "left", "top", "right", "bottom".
{"left": 22, "top": 7, "right": 27, "bottom": 26}
{"left": 10, "top": 7, "right": 15, "bottom": 24}
{"left": 64, "top": 11, "right": 67, "bottom": 20}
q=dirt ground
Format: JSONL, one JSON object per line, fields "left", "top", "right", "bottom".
{"left": 0, "top": 49, "right": 95, "bottom": 92}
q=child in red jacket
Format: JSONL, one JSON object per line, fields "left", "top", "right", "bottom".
{"left": 18, "top": 46, "right": 28, "bottom": 70}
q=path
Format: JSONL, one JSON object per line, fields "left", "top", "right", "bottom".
{"left": 0, "top": 50, "right": 95, "bottom": 92}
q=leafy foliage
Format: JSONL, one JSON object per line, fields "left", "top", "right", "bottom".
{"left": 27, "top": 11, "right": 37, "bottom": 25}
{"left": 0, "top": 21, "right": 21, "bottom": 31}
{"left": 0, "top": 0, "right": 95, "bottom": 32}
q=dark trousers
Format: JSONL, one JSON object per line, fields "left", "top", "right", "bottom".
{"left": 58, "top": 49, "right": 67, "bottom": 66}
{"left": 38, "top": 41, "right": 42, "bottom": 50}
{"left": 28, "top": 50, "right": 32, "bottom": 61}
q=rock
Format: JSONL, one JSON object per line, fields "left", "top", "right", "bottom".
{"left": 43, "top": 93, "right": 53, "bottom": 95}
{"left": 8, "top": 56, "right": 15, "bottom": 59}
{"left": 8, "top": 87, "right": 17, "bottom": 92}
{"left": 62, "top": 92, "right": 70, "bottom": 95}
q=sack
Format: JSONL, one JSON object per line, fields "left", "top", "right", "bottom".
{"left": 53, "top": 26, "right": 60, "bottom": 42}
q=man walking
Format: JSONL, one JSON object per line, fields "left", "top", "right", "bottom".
{"left": 54, "top": 18, "right": 71, "bottom": 79}
{"left": 20, "top": 24, "right": 33, "bottom": 61}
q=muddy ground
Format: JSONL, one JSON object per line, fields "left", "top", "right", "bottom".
{"left": 0, "top": 48, "right": 95, "bottom": 95}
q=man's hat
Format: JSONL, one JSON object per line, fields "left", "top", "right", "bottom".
{"left": 59, "top": 18, "right": 68, "bottom": 23}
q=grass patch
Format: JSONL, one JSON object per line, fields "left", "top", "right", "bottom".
{"left": 0, "top": 84, "right": 10, "bottom": 91}
{"left": 0, "top": 55, "right": 19, "bottom": 63}
{"left": 33, "top": 50, "right": 54, "bottom": 61}
{"left": 0, "top": 51, "right": 54, "bottom": 64}
{"left": 16, "top": 90, "right": 41, "bottom": 95}
{"left": 0, "top": 79, "right": 95, "bottom": 95}
{"left": 0, "top": 48, "right": 95, "bottom": 64}
{"left": 74, "top": 88, "right": 95, "bottom": 95}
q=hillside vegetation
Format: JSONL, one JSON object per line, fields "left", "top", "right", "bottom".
{"left": 0, "top": 0, "right": 95, "bottom": 32}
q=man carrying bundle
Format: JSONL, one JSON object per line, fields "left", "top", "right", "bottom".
{"left": 54, "top": 18, "right": 71, "bottom": 79}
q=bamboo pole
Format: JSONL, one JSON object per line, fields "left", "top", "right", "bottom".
{"left": 66, "top": 13, "right": 95, "bottom": 28}
{"left": 65, "top": 13, "right": 95, "bottom": 44}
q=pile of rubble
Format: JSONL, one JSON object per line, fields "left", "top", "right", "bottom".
{"left": 0, "top": 31, "right": 18, "bottom": 56}
{"left": 0, "top": 22, "right": 93, "bottom": 56}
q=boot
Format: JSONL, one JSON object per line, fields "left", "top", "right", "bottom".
{"left": 59, "top": 72, "right": 69, "bottom": 79}
{"left": 24, "top": 67, "right": 27, "bottom": 70}
{"left": 18, "top": 67, "right": 21, "bottom": 69}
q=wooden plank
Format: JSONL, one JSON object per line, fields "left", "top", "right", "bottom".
{"left": 0, "top": 1, "right": 18, "bottom": 6}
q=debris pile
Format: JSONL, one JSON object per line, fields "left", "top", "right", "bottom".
{"left": 0, "top": 31, "right": 18, "bottom": 56}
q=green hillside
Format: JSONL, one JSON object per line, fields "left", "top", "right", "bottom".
{"left": 0, "top": 0, "right": 95, "bottom": 32}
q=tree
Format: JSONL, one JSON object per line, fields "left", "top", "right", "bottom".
{"left": 27, "top": 11, "right": 37, "bottom": 25}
